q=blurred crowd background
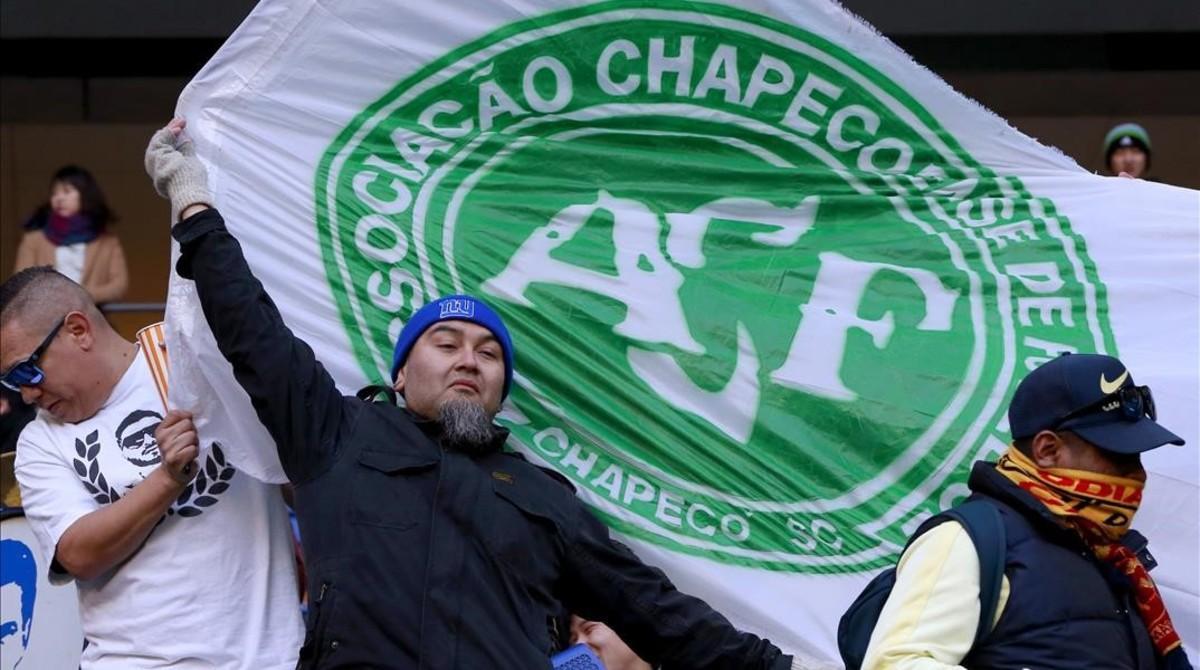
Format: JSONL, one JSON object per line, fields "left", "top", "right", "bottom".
{"left": 1, "top": 0, "right": 1198, "bottom": 343}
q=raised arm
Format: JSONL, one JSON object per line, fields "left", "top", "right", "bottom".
{"left": 145, "top": 120, "right": 347, "bottom": 482}
{"left": 562, "top": 506, "right": 796, "bottom": 670}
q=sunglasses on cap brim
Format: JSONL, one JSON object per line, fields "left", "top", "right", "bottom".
{"left": 1054, "top": 384, "right": 1157, "bottom": 427}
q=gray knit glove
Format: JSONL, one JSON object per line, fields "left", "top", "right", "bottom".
{"left": 144, "top": 125, "right": 212, "bottom": 222}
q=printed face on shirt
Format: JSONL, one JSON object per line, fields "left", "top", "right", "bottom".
{"left": 114, "top": 409, "right": 163, "bottom": 467}
{"left": 395, "top": 321, "right": 505, "bottom": 420}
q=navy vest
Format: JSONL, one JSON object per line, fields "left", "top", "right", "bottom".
{"left": 963, "top": 463, "right": 1158, "bottom": 670}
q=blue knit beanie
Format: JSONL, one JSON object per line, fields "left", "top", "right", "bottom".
{"left": 390, "top": 295, "right": 515, "bottom": 398}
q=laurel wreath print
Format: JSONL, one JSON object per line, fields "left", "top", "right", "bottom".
{"left": 73, "top": 430, "right": 122, "bottom": 505}
{"left": 168, "top": 442, "right": 236, "bottom": 518}
{"left": 72, "top": 432, "right": 237, "bottom": 518}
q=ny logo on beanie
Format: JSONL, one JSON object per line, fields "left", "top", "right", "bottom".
{"left": 439, "top": 297, "right": 476, "bottom": 319}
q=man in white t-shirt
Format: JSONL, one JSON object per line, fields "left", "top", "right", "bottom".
{"left": 0, "top": 266, "right": 303, "bottom": 669}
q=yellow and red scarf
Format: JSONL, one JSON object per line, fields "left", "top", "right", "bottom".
{"left": 996, "top": 446, "right": 1183, "bottom": 657}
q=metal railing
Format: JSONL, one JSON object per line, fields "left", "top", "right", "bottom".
{"left": 101, "top": 302, "right": 166, "bottom": 313}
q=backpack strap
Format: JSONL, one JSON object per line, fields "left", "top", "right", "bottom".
{"left": 838, "top": 499, "right": 1006, "bottom": 670}
{"left": 940, "top": 498, "right": 1006, "bottom": 647}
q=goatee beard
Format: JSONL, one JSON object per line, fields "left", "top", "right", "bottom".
{"left": 438, "top": 398, "right": 500, "bottom": 456}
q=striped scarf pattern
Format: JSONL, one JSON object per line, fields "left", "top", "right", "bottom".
{"left": 996, "top": 446, "right": 1182, "bottom": 657}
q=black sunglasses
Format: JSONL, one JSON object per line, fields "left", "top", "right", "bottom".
{"left": 1055, "top": 384, "right": 1157, "bottom": 427}
{"left": 0, "top": 316, "right": 68, "bottom": 392}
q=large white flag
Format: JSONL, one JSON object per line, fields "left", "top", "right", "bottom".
{"left": 166, "top": 0, "right": 1200, "bottom": 662}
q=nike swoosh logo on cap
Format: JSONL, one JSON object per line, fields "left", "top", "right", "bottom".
{"left": 1100, "top": 370, "right": 1130, "bottom": 395}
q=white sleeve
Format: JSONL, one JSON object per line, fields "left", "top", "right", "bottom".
{"left": 860, "top": 521, "right": 1010, "bottom": 670}
{"left": 13, "top": 422, "right": 101, "bottom": 585}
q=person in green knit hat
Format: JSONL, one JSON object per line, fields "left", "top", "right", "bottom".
{"left": 1104, "top": 122, "right": 1152, "bottom": 179}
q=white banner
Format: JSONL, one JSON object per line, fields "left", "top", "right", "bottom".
{"left": 166, "top": 0, "right": 1200, "bottom": 663}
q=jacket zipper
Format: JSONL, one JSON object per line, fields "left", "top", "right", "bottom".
{"left": 313, "top": 581, "right": 338, "bottom": 663}
{"left": 415, "top": 448, "right": 447, "bottom": 669}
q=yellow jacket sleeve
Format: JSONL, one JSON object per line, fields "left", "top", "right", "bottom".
{"left": 860, "top": 521, "right": 1009, "bottom": 670}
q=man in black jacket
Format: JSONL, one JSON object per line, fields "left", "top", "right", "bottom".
{"left": 145, "top": 119, "right": 799, "bottom": 670}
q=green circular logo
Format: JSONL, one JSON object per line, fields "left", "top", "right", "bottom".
{"left": 316, "top": 1, "right": 1113, "bottom": 572}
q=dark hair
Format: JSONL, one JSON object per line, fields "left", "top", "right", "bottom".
{"left": 1013, "top": 436, "right": 1034, "bottom": 458}
{"left": 0, "top": 266, "right": 93, "bottom": 330}
{"left": 1, "top": 266, "right": 60, "bottom": 319}
{"left": 39, "top": 165, "right": 117, "bottom": 227}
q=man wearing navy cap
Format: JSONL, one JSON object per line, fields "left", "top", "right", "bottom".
{"left": 862, "top": 353, "right": 1191, "bottom": 669}
{"left": 145, "top": 121, "right": 802, "bottom": 669}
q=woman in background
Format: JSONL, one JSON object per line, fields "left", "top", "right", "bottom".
{"left": 13, "top": 165, "right": 128, "bottom": 304}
